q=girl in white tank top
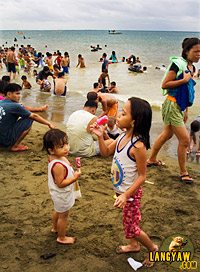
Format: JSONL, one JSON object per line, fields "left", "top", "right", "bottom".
{"left": 43, "top": 129, "right": 81, "bottom": 245}
{"left": 91, "top": 97, "right": 158, "bottom": 267}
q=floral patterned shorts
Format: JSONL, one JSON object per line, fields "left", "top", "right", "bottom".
{"left": 122, "top": 186, "right": 142, "bottom": 239}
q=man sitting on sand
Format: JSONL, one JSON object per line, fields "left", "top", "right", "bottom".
{"left": 0, "top": 83, "right": 54, "bottom": 151}
{"left": 66, "top": 100, "right": 113, "bottom": 157}
{"left": 54, "top": 72, "right": 67, "bottom": 96}
{"left": 87, "top": 91, "right": 118, "bottom": 118}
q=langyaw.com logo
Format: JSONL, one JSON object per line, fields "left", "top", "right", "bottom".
{"left": 150, "top": 234, "right": 197, "bottom": 269}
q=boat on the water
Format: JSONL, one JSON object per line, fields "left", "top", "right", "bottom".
{"left": 108, "top": 30, "right": 122, "bottom": 34}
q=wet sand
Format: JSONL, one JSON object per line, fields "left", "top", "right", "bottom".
{"left": 0, "top": 122, "right": 200, "bottom": 272}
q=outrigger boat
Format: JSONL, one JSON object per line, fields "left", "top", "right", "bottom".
{"left": 108, "top": 30, "right": 122, "bottom": 34}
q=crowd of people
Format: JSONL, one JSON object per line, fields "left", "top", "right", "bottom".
{"left": 0, "top": 37, "right": 200, "bottom": 267}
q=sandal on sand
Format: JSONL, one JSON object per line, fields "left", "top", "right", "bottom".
{"left": 147, "top": 160, "right": 165, "bottom": 167}
{"left": 178, "top": 175, "right": 194, "bottom": 184}
{"left": 11, "top": 145, "right": 29, "bottom": 152}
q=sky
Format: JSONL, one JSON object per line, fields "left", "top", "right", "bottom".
{"left": 0, "top": 0, "right": 199, "bottom": 31}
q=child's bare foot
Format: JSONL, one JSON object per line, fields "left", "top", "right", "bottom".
{"left": 142, "top": 245, "right": 158, "bottom": 267}
{"left": 57, "top": 236, "right": 75, "bottom": 244}
{"left": 51, "top": 228, "right": 57, "bottom": 233}
{"left": 116, "top": 243, "right": 140, "bottom": 254}
{"left": 41, "top": 104, "right": 48, "bottom": 111}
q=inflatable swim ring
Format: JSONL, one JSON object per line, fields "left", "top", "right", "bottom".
{"left": 128, "top": 64, "right": 142, "bottom": 72}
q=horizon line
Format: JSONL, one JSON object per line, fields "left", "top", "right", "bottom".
{"left": 0, "top": 29, "right": 199, "bottom": 32}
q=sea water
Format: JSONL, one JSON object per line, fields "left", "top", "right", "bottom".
{"left": 0, "top": 30, "right": 200, "bottom": 160}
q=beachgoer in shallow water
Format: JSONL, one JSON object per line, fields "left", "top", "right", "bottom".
{"left": 102, "top": 53, "right": 108, "bottom": 73}
{"left": 91, "top": 82, "right": 99, "bottom": 93}
{"left": 21, "top": 75, "right": 32, "bottom": 89}
{"left": 45, "top": 53, "right": 53, "bottom": 71}
{"left": 147, "top": 37, "right": 200, "bottom": 184}
{"left": 54, "top": 52, "right": 62, "bottom": 70}
{"left": 61, "top": 52, "right": 69, "bottom": 74}
{"left": 36, "top": 66, "right": 54, "bottom": 90}
{"left": 91, "top": 97, "right": 158, "bottom": 267}
{"left": 76, "top": 54, "right": 85, "bottom": 68}
{"left": 107, "top": 81, "right": 119, "bottom": 93}
{"left": 54, "top": 72, "right": 67, "bottom": 96}
{"left": 98, "top": 71, "right": 110, "bottom": 89}
{"left": 43, "top": 129, "right": 81, "bottom": 244}
{"left": 53, "top": 64, "right": 59, "bottom": 78}
{"left": 87, "top": 91, "right": 118, "bottom": 118}
{"left": 6, "top": 47, "right": 16, "bottom": 79}
{"left": 33, "top": 69, "right": 38, "bottom": 76}
{"left": 109, "top": 51, "right": 118, "bottom": 63}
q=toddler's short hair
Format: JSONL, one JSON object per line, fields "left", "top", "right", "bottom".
{"left": 43, "top": 129, "right": 68, "bottom": 155}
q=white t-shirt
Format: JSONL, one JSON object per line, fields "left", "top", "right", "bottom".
{"left": 66, "top": 110, "right": 97, "bottom": 157}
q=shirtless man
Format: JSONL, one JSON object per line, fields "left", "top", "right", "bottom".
{"left": 6, "top": 47, "right": 16, "bottom": 79}
{"left": 87, "top": 91, "right": 118, "bottom": 118}
{"left": 61, "top": 52, "right": 69, "bottom": 74}
{"left": 54, "top": 72, "right": 67, "bottom": 96}
{"left": 91, "top": 82, "right": 99, "bottom": 93}
{"left": 76, "top": 54, "right": 85, "bottom": 68}
{"left": 98, "top": 71, "right": 110, "bottom": 90}
{"left": 107, "top": 81, "right": 119, "bottom": 93}
{"left": 45, "top": 53, "right": 53, "bottom": 71}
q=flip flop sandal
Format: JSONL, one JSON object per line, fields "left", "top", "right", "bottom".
{"left": 11, "top": 145, "right": 29, "bottom": 152}
{"left": 147, "top": 160, "right": 165, "bottom": 167}
{"left": 178, "top": 174, "right": 194, "bottom": 184}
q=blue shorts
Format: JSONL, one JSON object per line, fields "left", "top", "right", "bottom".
{"left": 0, "top": 117, "right": 33, "bottom": 147}
{"left": 8, "top": 62, "right": 16, "bottom": 73}
{"left": 62, "top": 66, "right": 69, "bottom": 74}
{"left": 54, "top": 86, "right": 67, "bottom": 96}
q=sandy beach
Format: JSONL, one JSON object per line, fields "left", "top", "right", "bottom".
{"left": 0, "top": 122, "right": 200, "bottom": 272}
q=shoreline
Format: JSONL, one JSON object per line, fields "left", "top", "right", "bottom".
{"left": 0, "top": 122, "right": 200, "bottom": 272}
